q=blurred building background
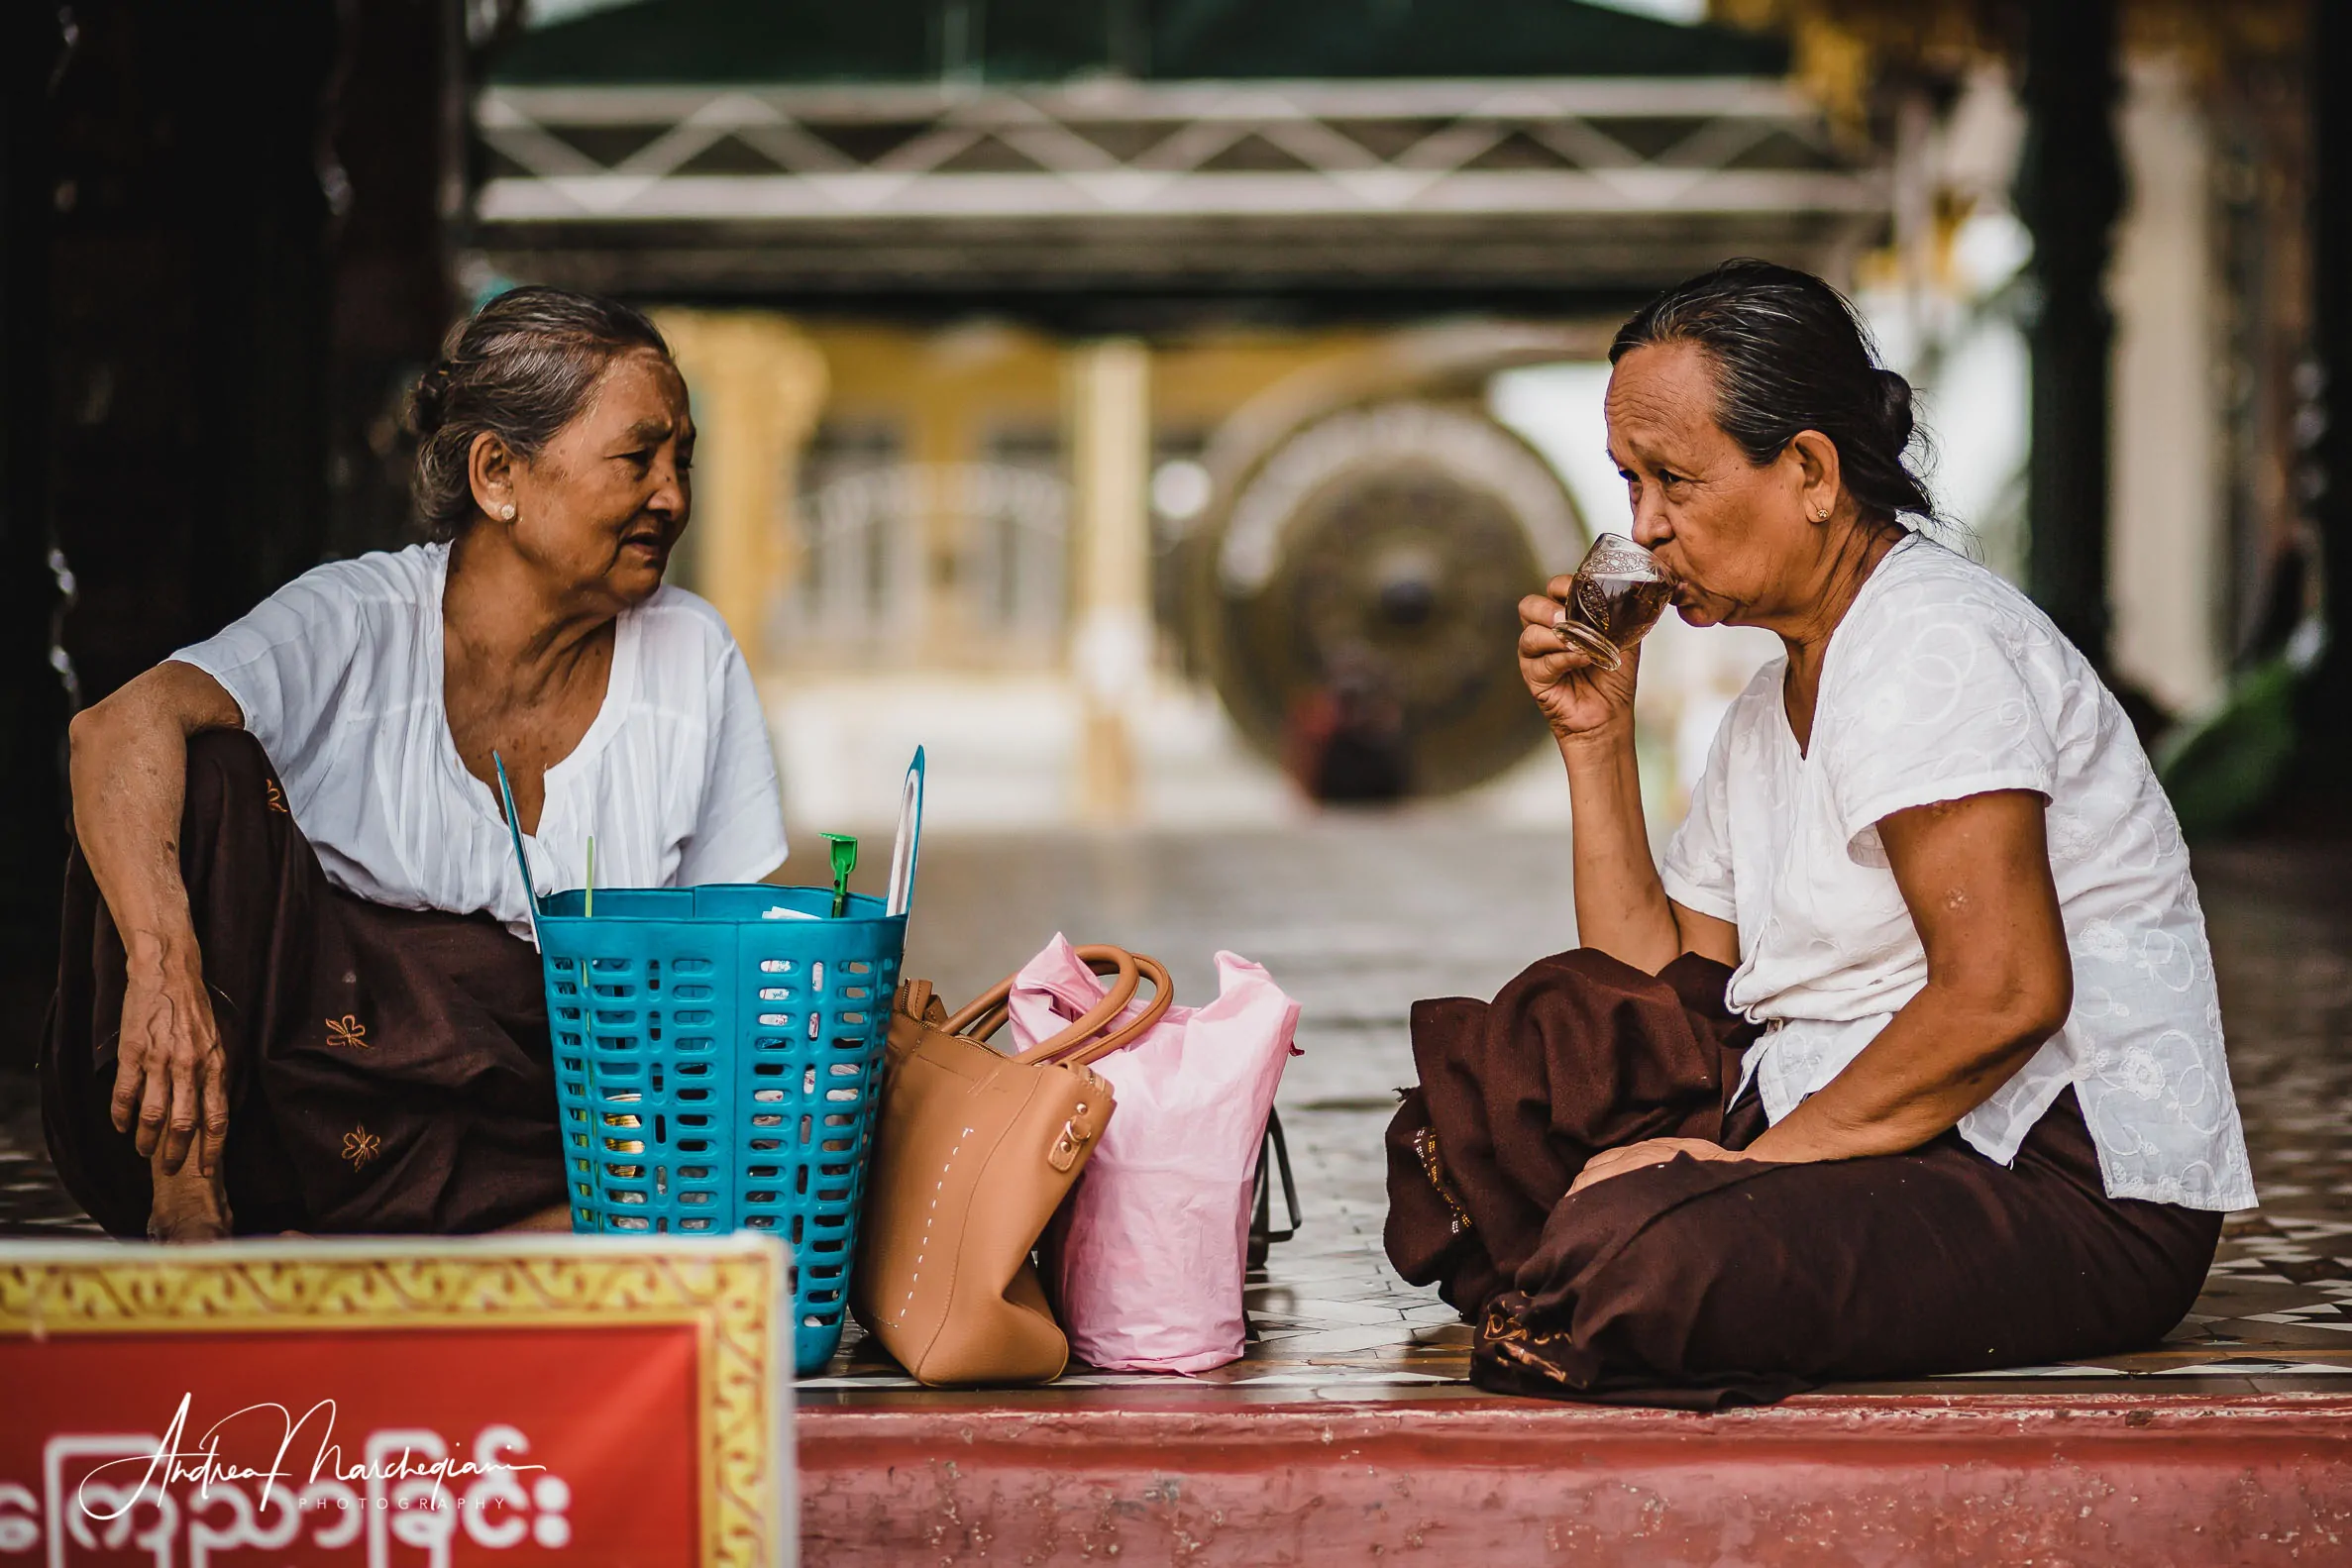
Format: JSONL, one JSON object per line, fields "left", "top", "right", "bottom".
{"left": 472, "top": 0, "right": 1871, "bottom": 837}
{"left": 2, "top": 0, "right": 2344, "bottom": 1041}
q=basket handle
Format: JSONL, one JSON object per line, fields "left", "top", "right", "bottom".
{"left": 886, "top": 747, "right": 925, "bottom": 918}
{"left": 490, "top": 751, "right": 543, "bottom": 949}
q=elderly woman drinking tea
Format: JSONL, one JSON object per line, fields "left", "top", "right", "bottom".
{"left": 1385, "top": 260, "right": 2253, "bottom": 1406}
{"left": 43, "top": 286, "right": 787, "bottom": 1241}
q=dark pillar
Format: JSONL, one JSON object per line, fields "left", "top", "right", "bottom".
{"left": 44, "top": 2, "right": 341, "bottom": 706}
{"left": 2299, "top": 0, "right": 2352, "bottom": 784}
{"left": 3, "top": 2, "right": 343, "bottom": 1068}
{"left": 2014, "top": 0, "right": 2125, "bottom": 671}
{"left": 324, "top": 0, "right": 463, "bottom": 562}
{"left": 0, "top": 9, "right": 76, "bottom": 1057}
{"left": 1, "top": 2, "right": 461, "bottom": 1068}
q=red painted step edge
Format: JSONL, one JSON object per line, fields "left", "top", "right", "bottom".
{"left": 801, "top": 1395, "right": 2352, "bottom": 1566}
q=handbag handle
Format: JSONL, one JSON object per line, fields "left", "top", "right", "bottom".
{"left": 1039, "top": 954, "right": 1172, "bottom": 1068}
{"left": 942, "top": 945, "right": 1173, "bottom": 1066}
{"left": 943, "top": 943, "right": 1139, "bottom": 1048}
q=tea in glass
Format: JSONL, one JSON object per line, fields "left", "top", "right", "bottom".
{"left": 1551, "top": 533, "right": 1672, "bottom": 673}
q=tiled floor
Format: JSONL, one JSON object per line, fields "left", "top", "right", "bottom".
{"left": 813, "top": 827, "right": 2352, "bottom": 1402}
{"left": 12, "top": 822, "right": 2352, "bottom": 1402}
{"left": 0, "top": 1076, "right": 86, "bottom": 1238}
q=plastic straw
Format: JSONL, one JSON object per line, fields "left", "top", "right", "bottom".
{"left": 585, "top": 835, "right": 595, "bottom": 918}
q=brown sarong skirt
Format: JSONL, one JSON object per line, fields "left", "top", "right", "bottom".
{"left": 1386, "top": 948, "right": 2222, "bottom": 1409}
{"left": 41, "top": 731, "right": 563, "bottom": 1236}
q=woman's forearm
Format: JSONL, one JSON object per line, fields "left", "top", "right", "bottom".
{"left": 1744, "top": 985, "right": 2057, "bottom": 1164}
{"left": 67, "top": 665, "right": 238, "bottom": 968}
{"left": 1559, "top": 723, "right": 1681, "bottom": 973}
{"left": 70, "top": 662, "right": 245, "bottom": 1170}
{"left": 1747, "top": 789, "right": 2073, "bottom": 1165}
{"left": 71, "top": 705, "right": 200, "bottom": 969}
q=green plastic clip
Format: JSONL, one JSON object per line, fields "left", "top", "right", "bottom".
{"left": 824, "top": 832, "right": 859, "bottom": 918}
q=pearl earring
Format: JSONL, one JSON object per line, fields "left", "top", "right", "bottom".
{"left": 500, "top": 503, "right": 516, "bottom": 521}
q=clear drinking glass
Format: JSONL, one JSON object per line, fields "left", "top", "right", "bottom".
{"left": 1550, "top": 532, "right": 1673, "bottom": 674}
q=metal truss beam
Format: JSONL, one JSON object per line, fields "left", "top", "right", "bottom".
{"left": 474, "top": 77, "right": 1888, "bottom": 293}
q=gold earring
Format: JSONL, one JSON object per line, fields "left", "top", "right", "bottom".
{"left": 500, "top": 503, "right": 517, "bottom": 521}
{"left": 1814, "top": 506, "right": 1830, "bottom": 521}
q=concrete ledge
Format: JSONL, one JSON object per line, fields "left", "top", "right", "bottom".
{"left": 802, "top": 1395, "right": 2352, "bottom": 1565}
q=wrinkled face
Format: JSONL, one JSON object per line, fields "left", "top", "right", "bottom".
{"left": 1604, "top": 340, "right": 1822, "bottom": 630}
{"left": 491, "top": 348, "right": 695, "bottom": 609}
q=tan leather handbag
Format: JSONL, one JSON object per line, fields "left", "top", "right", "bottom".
{"left": 851, "top": 945, "right": 1171, "bottom": 1386}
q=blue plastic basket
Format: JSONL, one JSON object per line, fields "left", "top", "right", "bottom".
{"left": 497, "top": 751, "right": 924, "bottom": 1375}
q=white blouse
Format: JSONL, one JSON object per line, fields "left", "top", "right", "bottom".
{"left": 1659, "top": 535, "right": 2254, "bottom": 1211}
{"left": 172, "top": 542, "right": 789, "bottom": 942}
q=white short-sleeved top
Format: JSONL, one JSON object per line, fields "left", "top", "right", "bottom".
{"left": 172, "top": 542, "right": 789, "bottom": 943}
{"left": 1658, "top": 535, "right": 2254, "bottom": 1210}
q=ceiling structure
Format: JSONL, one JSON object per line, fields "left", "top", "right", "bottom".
{"left": 491, "top": 0, "right": 1791, "bottom": 85}
{"left": 473, "top": 0, "right": 1889, "bottom": 311}
{"left": 476, "top": 76, "right": 1887, "bottom": 300}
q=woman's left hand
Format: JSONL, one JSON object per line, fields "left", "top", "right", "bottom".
{"left": 1568, "top": 1137, "right": 1747, "bottom": 1196}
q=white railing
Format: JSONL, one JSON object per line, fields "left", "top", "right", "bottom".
{"left": 782, "top": 461, "right": 1068, "bottom": 656}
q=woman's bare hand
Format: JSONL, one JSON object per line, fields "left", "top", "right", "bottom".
{"left": 1567, "top": 1136, "right": 1749, "bottom": 1196}
{"left": 111, "top": 943, "right": 228, "bottom": 1178}
{"left": 1518, "top": 578, "right": 1641, "bottom": 740}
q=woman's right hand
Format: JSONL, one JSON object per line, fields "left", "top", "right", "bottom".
{"left": 110, "top": 939, "right": 229, "bottom": 1178}
{"left": 1519, "top": 578, "right": 1641, "bottom": 740}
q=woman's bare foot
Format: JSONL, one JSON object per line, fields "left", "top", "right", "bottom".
{"left": 147, "top": 1147, "right": 232, "bottom": 1243}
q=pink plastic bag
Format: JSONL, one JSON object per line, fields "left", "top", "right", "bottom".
{"left": 1008, "top": 933, "right": 1301, "bottom": 1374}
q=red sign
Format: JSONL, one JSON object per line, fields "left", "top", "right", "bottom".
{"left": 1, "top": 1326, "right": 698, "bottom": 1563}
{"left": 0, "top": 1237, "right": 792, "bottom": 1567}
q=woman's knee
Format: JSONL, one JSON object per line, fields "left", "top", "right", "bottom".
{"left": 1528, "top": 1166, "right": 1749, "bottom": 1313}
{"left": 174, "top": 730, "right": 303, "bottom": 915}
{"left": 183, "top": 729, "right": 274, "bottom": 813}
{"left": 181, "top": 733, "right": 271, "bottom": 803}
{"left": 1528, "top": 1166, "right": 1825, "bottom": 1376}
{"left": 2118, "top": 1202, "right": 2221, "bottom": 1343}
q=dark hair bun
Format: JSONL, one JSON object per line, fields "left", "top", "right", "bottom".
{"left": 404, "top": 363, "right": 453, "bottom": 440}
{"left": 1873, "top": 367, "right": 1915, "bottom": 450}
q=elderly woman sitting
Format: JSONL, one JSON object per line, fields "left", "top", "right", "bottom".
{"left": 43, "top": 286, "right": 786, "bottom": 1241}
{"left": 1386, "top": 260, "right": 2252, "bottom": 1405}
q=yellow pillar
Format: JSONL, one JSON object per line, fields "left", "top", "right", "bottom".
{"left": 1067, "top": 339, "right": 1153, "bottom": 823}
{"left": 909, "top": 381, "right": 967, "bottom": 651}
{"left": 651, "top": 310, "right": 830, "bottom": 669}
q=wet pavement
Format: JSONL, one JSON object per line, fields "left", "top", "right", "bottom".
{"left": 8, "top": 819, "right": 2352, "bottom": 1399}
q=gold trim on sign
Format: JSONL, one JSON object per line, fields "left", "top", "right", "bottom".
{"left": 0, "top": 1236, "right": 788, "bottom": 1568}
